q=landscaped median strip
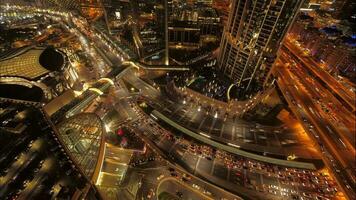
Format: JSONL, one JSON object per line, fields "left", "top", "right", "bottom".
{"left": 151, "top": 110, "right": 317, "bottom": 170}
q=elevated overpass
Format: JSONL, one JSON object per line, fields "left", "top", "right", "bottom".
{"left": 50, "top": 64, "right": 139, "bottom": 123}
{"left": 151, "top": 110, "right": 317, "bottom": 170}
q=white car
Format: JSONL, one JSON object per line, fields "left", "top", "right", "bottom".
{"left": 156, "top": 174, "right": 164, "bottom": 181}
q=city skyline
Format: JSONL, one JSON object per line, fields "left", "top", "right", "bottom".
{"left": 0, "top": 0, "right": 355, "bottom": 200}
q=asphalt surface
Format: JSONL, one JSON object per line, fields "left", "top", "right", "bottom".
{"left": 275, "top": 61, "right": 355, "bottom": 199}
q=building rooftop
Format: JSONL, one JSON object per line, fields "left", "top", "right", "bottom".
{"left": 0, "top": 46, "right": 65, "bottom": 80}
{"left": 57, "top": 113, "right": 105, "bottom": 180}
{"left": 0, "top": 48, "right": 49, "bottom": 80}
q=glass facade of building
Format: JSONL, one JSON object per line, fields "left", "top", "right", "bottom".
{"left": 218, "top": 0, "right": 303, "bottom": 90}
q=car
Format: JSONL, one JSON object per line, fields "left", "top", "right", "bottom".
{"left": 9, "top": 189, "right": 22, "bottom": 199}
{"left": 192, "top": 184, "right": 200, "bottom": 189}
{"left": 65, "top": 169, "right": 73, "bottom": 176}
{"left": 2, "top": 119, "right": 9, "bottom": 125}
{"left": 33, "top": 167, "right": 41, "bottom": 173}
{"left": 0, "top": 168, "right": 9, "bottom": 176}
{"left": 176, "top": 191, "right": 183, "bottom": 198}
{"left": 14, "top": 154, "right": 21, "bottom": 161}
{"left": 39, "top": 159, "right": 45, "bottom": 166}
{"left": 147, "top": 189, "right": 154, "bottom": 199}
{"left": 156, "top": 174, "right": 164, "bottom": 180}
{"left": 28, "top": 140, "right": 35, "bottom": 148}
{"left": 22, "top": 180, "right": 31, "bottom": 188}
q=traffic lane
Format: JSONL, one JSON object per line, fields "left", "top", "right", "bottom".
{"left": 182, "top": 152, "right": 274, "bottom": 199}
{"left": 281, "top": 68, "right": 355, "bottom": 164}
{"left": 289, "top": 58, "right": 356, "bottom": 126}
{"left": 280, "top": 50, "right": 356, "bottom": 129}
{"left": 134, "top": 70, "right": 314, "bottom": 158}
{"left": 111, "top": 88, "right": 140, "bottom": 118}
{"left": 154, "top": 118, "right": 304, "bottom": 193}
{"left": 285, "top": 44, "right": 342, "bottom": 91}
{"left": 123, "top": 73, "right": 233, "bottom": 123}
{"left": 278, "top": 65, "right": 350, "bottom": 163}
{"left": 137, "top": 164, "right": 239, "bottom": 200}
{"left": 283, "top": 41, "right": 355, "bottom": 108}
{"left": 157, "top": 178, "right": 214, "bottom": 200}
{"left": 129, "top": 72, "right": 254, "bottom": 130}
{"left": 18, "top": 170, "right": 48, "bottom": 199}
{"left": 278, "top": 68, "right": 354, "bottom": 163}
{"left": 171, "top": 102, "right": 253, "bottom": 127}
{"left": 92, "top": 35, "right": 123, "bottom": 64}
{"left": 276, "top": 72, "right": 355, "bottom": 198}
{"left": 131, "top": 119, "right": 265, "bottom": 198}
{"left": 132, "top": 110, "right": 336, "bottom": 199}
{"left": 290, "top": 63, "right": 356, "bottom": 150}
{"left": 123, "top": 72, "right": 155, "bottom": 90}
{"left": 157, "top": 95, "right": 294, "bottom": 134}
{"left": 280, "top": 84, "right": 355, "bottom": 199}
{"left": 114, "top": 99, "right": 137, "bottom": 120}
{"left": 153, "top": 101, "right": 305, "bottom": 154}
{"left": 146, "top": 101, "right": 318, "bottom": 162}
{"left": 288, "top": 60, "right": 356, "bottom": 146}
{"left": 129, "top": 73, "right": 340, "bottom": 197}
{"left": 159, "top": 101, "right": 272, "bottom": 133}
{"left": 130, "top": 123, "right": 244, "bottom": 200}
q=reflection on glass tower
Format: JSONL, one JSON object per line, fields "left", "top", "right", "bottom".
{"left": 218, "top": 0, "right": 303, "bottom": 92}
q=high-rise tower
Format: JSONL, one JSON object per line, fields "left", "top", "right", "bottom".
{"left": 218, "top": 0, "right": 303, "bottom": 91}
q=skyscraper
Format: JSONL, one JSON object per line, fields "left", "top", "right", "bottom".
{"left": 217, "top": 0, "right": 303, "bottom": 92}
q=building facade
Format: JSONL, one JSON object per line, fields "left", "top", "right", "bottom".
{"left": 217, "top": 0, "right": 303, "bottom": 91}
{"left": 289, "top": 15, "right": 356, "bottom": 81}
{"left": 168, "top": 8, "right": 220, "bottom": 48}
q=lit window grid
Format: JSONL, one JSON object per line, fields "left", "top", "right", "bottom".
{"left": 58, "top": 114, "right": 103, "bottom": 179}
{"left": 0, "top": 50, "right": 49, "bottom": 80}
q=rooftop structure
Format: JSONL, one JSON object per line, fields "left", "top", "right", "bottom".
{"left": 57, "top": 113, "right": 105, "bottom": 181}
{"left": 0, "top": 47, "right": 50, "bottom": 80}
{"left": 0, "top": 46, "right": 67, "bottom": 101}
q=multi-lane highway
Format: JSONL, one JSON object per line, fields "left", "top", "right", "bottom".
{"left": 274, "top": 53, "right": 355, "bottom": 199}
{"left": 279, "top": 51, "right": 355, "bottom": 150}
{"left": 1, "top": 4, "right": 348, "bottom": 200}
{"left": 118, "top": 69, "right": 340, "bottom": 199}
{"left": 122, "top": 69, "right": 321, "bottom": 164}
{"left": 283, "top": 38, "right": 356, "bottom": 112}
{"left": 127, "top": 96, "right": 339, "bottom": 200}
